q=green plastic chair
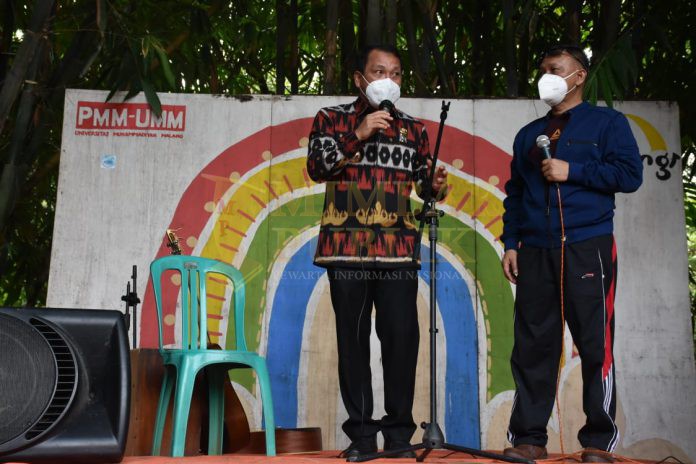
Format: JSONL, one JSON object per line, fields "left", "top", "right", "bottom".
{"left": 149, "top": 255, "right": 276, "bottom": 457}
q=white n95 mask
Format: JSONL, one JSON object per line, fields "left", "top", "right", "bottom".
{"left": 362, "top": 75, "right": 401, "bottom": 109}
{"left": 537, "top": 70, "right": 578, "bottom": 107}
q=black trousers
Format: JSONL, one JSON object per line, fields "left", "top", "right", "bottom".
{"left": 327, "top": 267, "right": 419, "bottom": 444}
{"left": 508, "top": 235, "right": 619, "bottom": 451}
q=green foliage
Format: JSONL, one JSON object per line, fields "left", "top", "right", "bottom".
{"left": 584, "top": 33, "right": 638, "bottom": 106}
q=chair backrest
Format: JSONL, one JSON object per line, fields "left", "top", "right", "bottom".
{"left": 150, "top": 255, "right": 247, "bottom": 351}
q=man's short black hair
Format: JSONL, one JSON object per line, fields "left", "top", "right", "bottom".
{"left": 539, "top": 44, "right": 590, "bottom": 71}
{"left": 355, "top": 44, "right": 402, "bottom": 74}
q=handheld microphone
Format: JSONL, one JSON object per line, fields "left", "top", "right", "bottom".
{"left": 537, "top": 134, "right": 559, "bottom": 194}
{"left": 377, "top": 100, "right": 394, "bottom": 138}
{"left": 536, "top": 134, "right": 552, "bottom": 159}
{"left": 378, "top": 99, "right": 394, "bottom": 115}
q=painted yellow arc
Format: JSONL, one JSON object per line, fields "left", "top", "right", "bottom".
{"left": 626, "top": 114, "right": 667, "bottom": 151}
{"left": 198, "top": 155, "right": 506, "bottom": 343}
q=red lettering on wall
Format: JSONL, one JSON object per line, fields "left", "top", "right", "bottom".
{"left": 76, "top": 101, "right": 186, "bottom": 132}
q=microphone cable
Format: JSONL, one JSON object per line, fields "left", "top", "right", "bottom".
{"left": 353, "top": 104, "right": 382, "bottom": 445}
{"left": 537, "top": 134, "right": 568, "bottom": 456}
{"left": 553, "top": 181, "right": 567, "bottom": 457}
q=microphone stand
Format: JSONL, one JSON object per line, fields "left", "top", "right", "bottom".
{"left": 121, "top": 265, "right": 141, "bottom": 349}
{"left": 354, "top": 101, "right": 532, "bottom": 464}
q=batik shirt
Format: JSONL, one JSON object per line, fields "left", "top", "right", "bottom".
{"left": 307, "top": 97, "right": 433, "bottom": 269}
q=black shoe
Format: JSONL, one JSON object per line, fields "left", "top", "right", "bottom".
{"left": 383, "top": 440, "right": 416, "bottom": 459}
{"left": 339, "top": 436, "right": 378, "bottom": 462}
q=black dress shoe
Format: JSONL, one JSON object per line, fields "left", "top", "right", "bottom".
{"left": 339, "top": 436, "right": 378, "bottom": 462}
{"left": 384, "top": 440, "right": 417, "bottom": 458}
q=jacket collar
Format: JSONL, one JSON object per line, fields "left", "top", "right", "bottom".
{"left": 354, "top": 95, "right": 372, "bottom": 116}
{"left": 545, "top": 100, "right": 590, "bottom": 119}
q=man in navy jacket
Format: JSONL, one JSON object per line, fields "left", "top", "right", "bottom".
{"left": 501, "top": 45, "right": 642, "bottom": 462}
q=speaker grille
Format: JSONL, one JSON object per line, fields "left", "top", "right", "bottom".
{"left": 24, "top": 318, "right": 78, "bottom": 440}
{"left": 0, "top": 314, "right": 77, "bottom": 445}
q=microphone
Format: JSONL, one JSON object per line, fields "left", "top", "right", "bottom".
{"left": 377, "top": 100, "right": 395, "bottom": 138}
{"left": 378, "top": 99, "right": 394, "bottom": 115}
{"left": 536, "top": 134, "right": 552, "bottom": 159}
{"left": 537, "top": 134, "right": 558, "bottom": 194}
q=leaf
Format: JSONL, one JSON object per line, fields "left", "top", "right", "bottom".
{"left": 584, "top": 33, "right": 637, "bottom": 107}
{"left": 584, "top": 69, "right": 599, "bottom": 105}
{"left": 141, "top": 78, "right": 162, "bottom": 117}
{"left": 599, "top": 67, "right": 614, "bottom": 107}
{"left": 154, "top": 44, "right": 176, "bottom": 89}
{"left": 610, "top": 51, "right": 631, "bottom": 89}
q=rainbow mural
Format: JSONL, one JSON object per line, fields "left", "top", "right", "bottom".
{"left": 50, "top": 92, "right": 695, "bottom": 460}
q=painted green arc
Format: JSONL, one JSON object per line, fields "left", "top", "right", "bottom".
{"left": 225, "top": 194, "right": 514, "bottom": 399}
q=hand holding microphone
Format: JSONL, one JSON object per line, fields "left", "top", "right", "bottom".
{"left": 537, "top": 134, "right": 569, "bottom": 182}
{"left": 355, "top": 108, "right": 393, "bottom": 141}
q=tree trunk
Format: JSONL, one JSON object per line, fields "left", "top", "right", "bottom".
{"left": 600, "top": 0, "right": 621, "bottom": 51}
{"left": 629, "top": 0, "right": 648, "bottom": 97}
{"left": 470, "top": 0, "right": 484, "bottom": 95}
{"left": 323, "top": 0, "right": 339, "bottom": 94}
{"left": 503, "top": 0, "right": 518, "bottom": 97}
{"left": 0, "top": 24, "right": 48, "bottom": 235}
{"left": 0, "top": 0, "right": 16, "bottom": 87}
{"left": 442, "top": 6, "right": 457, "bottom": 95}
{"left": 565, "top": 0, "right": 581, "bottom": 44}
{"left": 593, "top": 0, "right": 620, "bottom": 62}
{"left": 288, "top": 0, "right": 299, "bottom": 94}
{"left": 401, "top": 0, "right": 428, "bottom": 95}
{"left": 517, "top": 22, "right": 530, "bottom": 97}
{"left": 417, "top": 0, "right": 451, "bottom": 96}
{"left": 366, "top": 0, "right": 380, "bottom": 45}
{"left": 385, "top": 0, "right": 397, "bottom": 46}
{"left": 480, "top": 0, "right": 493, "bottom": 95}
{"left": 0, "top": 0, "right": 56, "bottom": 136}
{"left": 275, "top": 0, "right": 287, "bottom": 94}
{"left": 339, "top": 0, "right": 356, "bottom": 93}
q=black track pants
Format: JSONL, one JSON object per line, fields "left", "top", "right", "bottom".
{"left": 507, "top": 235, "right": 619, "bottom": 451}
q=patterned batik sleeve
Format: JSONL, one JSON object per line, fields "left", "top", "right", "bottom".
{"left": 306, "top": 109, "right": 362, "bottom": 182}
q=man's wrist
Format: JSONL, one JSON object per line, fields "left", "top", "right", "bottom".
{"left": 503, "top": 240, "right": 519, "bottom": 251}
{"left": 337, "top": 131, "right": 364, "bottom": 163}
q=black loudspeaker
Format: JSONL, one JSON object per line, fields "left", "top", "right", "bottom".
{"left": 0, "top": 307, "right": 130, "bottom": 463}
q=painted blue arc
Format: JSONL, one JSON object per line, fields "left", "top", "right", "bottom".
{"left": 419, "top": 250, "right": 479, "bottom": 447}
{"left": 266, "top": 236, "right": 325, "bottom": 427}
{"left": 265, "top": 237, "right": 479, "bottom": 447}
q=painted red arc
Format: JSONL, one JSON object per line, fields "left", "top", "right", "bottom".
{"left": 140, "top": 117, "right": 512, "bottom": 348}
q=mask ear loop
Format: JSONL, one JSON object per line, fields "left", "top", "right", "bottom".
{"left": 361, "top": 72, "right": 376, "bottom": 94}
{"left": 356, "top": 72, "right": 370, "bottom": 103}
{"left": 563, "top": 69, "right": 581, "bottom": 97}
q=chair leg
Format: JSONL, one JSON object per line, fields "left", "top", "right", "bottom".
{"left": 152, "top": 366, "right": 175, "bottom": 455}
{"left": 254, "top": 361, "right": 276, "bottom": 456}
{"left": 170, "top": 360, "right": 197, "bottom": 457}
{"left": 206, "top": 367, "right": 226, "bottom": 455}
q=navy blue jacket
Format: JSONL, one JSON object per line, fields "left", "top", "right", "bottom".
{"left": 502, "top": 101, "right": 643, "bottom": 250}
